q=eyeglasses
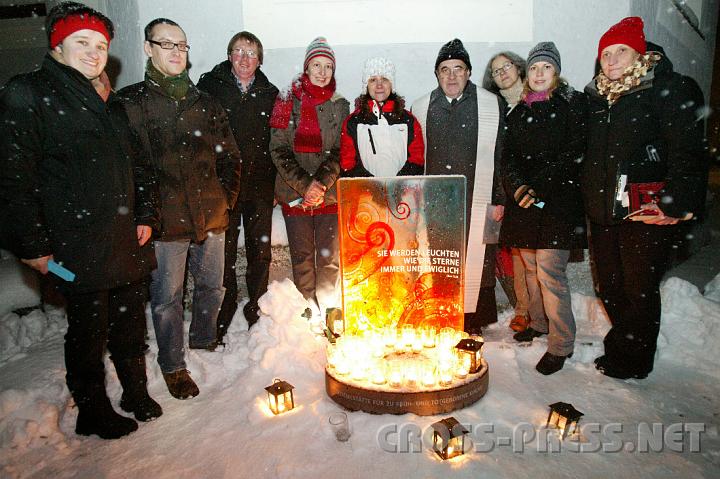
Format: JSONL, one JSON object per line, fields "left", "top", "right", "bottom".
{"left": 148, "top": 39, "right": 190, "bottom": 52}
{"left": 230, "top": 48, "right": 258, "bottom": 58}
{"left": 438, "top": 65, "right": 467, "bottom": 77}
{"left": 491, "top": 62, "right": 514, "bottom": 77}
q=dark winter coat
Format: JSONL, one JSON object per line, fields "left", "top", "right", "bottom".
{"left": 581, "top": 45, "right": 708, "bottom": 225}
{"left": 270, "top": 92, "right": 350, "bottom": 206}
{"left": 115, "top": 78, "right": 242, "bottom": 242}
{"left": 197, "top": 62, "right": 278, "bottom": 202}
{"left": 340, "top": 96, "right": 424, "bottom": 177}
{"left": 0, "top": 55, "right": 157, "bottom": 293}
{"left": 500, "top": 84, "right": 588, "bottom": 250}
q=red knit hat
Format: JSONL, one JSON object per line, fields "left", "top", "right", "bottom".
{"left": 50, "top": 13, "right": 111, "bottom": 48}
{"left": 597, "top": 17, "right": 646, "bottom": 59}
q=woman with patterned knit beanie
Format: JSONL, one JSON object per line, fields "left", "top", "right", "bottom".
{"left": 500, "top": 42, "right": 587, "bottom": 375}
{"left": 270, "top": 37, "right": 350, "bottom": 317}
{"left": 340, "top": 57, "right": 424, "bottom": 178}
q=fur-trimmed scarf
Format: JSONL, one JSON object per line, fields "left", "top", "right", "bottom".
{"left": 270, "top": 73, "right": 336, "bottom": 153}
{"left": 595, "top": 52, "right": 661, "bottom": 105}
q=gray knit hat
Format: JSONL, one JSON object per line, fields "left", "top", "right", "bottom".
{"left": 527, "top": 41, "right": 561, "bottom": 73}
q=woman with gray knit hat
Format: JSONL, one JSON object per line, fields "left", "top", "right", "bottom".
{"left": 269, "top": 37, "right": 350, "bottom": 317}
{"left": 340, "top": 57, "right": 424, "bottom": 177}
{"left": 500, "top": 41, "right": 587, "bottom": 375}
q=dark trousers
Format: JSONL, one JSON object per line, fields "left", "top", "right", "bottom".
{"left": 464, "top": 245, "right": 498, "bottom": 332}
{"left": 283, "top": 212, "right": 340, "bottom": 312}
{"left": 217, "top": 198, "right": 274, "bottom": 337}
{"left": 589, "top": 222, "right": 678, "bottom": 375}
{"left": 64, "top": 281, "right": 148, "bottom": 405}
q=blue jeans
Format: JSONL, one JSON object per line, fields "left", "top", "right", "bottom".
{"left": 150, "top": 234, "right": 225, "bottom": 373}
{"left": 520, "top": 248, "right": 575, "bottom": 356}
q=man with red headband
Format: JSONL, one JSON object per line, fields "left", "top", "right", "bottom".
{"left": 0, "top": 2, "right": 162, "bottom": 439}
{"left": 582, "top": 17, "right": 709, "bottom": 379}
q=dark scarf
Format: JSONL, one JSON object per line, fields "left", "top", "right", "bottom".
{"left": 145, "top": 58, "right": 191, "bottom": 100}
{"left": 270, "top": 73, "right": 335, "bottom": 153}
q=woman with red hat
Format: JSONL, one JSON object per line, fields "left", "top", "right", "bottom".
{"left": 581, "top": 17, "right": 708, "bottom": 379}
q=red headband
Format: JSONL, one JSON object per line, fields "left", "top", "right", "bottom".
{"left": 50, "top": 14, "right": 111, "bottom": 49}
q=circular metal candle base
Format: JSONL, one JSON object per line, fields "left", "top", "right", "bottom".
{"left": 325, "top": 360, "right": 489, "bottom": 416}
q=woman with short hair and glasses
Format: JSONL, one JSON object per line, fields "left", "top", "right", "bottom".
{"left": 269, "top": 37, "right": 350, "bottom": 318}
{"left": 483, "top": 51, "right": 533, "bottom": 334}
{"left": 482, "top": 51, "right": 526, "bottom": 111}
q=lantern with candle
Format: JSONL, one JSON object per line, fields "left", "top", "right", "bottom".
{"left": 546, "top": 402, "right": 583, "bottom": 439}
{"left": 431, "top": 417, "right": 469, "bottom": 460}
{"left": 265, "top": 379, "right": 295, "bottom": 415}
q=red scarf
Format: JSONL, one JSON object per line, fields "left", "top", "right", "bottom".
{"left": 270, "top": 73, "right": 336, "bottom": 153}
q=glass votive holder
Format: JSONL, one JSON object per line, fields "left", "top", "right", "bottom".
{"left": 383, "top": 326, "right": 397, "bottom": 349}
{"left": 404, "top": 361, "right": 419, "bottom": 389}
{"left": 329, "top": 412, "right": 351, "bottom": 442}
{"left": 387, "top": 361, "right": 403, "bottom": 388}
{"left": 438, "top": 366, "right": 454, "bottom": 387}
{"left": 420, "top": 361, "right": 436, "bottom": 387}
{"left": 370, "top": 360, "right": 386, "bottom": 385}
{"left": 420, "top": 325, "right": 437, "bottom": 348}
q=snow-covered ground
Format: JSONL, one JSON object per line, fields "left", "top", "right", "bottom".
{"left": 1, "top": 211, "right": 719, "bottom": 478}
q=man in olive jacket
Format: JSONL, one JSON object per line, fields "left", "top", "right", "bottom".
{"left": 198, "top": 31, "right": 279, "bottom": 339}
{"left": 116, "top": 18, "right": 242, "bottom": 399}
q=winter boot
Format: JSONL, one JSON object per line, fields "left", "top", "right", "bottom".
{"left": 113, "top": 356, "right": 163, "bottom": 422}
{"left": 513, "top": 327, "right": 547, "bottom": 342}
{"left": 535, "top": 351, "right": 573, "bottom": 375}
{"left": 75, "top": 387, "right": 138, "bottom": 439}
{"left": 162, "top": 369, "right": 200, "bottom": 399}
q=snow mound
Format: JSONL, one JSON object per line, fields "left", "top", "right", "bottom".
{"left": 0, "top": 254, "right": 41, "bottom": 316}
{"left": 704, "top": 273, "right": 720, "bottom": 303}
{"left": 0, "top": 308, "right": 66, "bottom": 364}
{"left": 657, "top": 276, "right": 720, "bottom": 378}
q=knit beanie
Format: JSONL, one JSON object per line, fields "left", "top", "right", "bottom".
{"left": 49, "top": 12, "right": 112, "bottom": 48}
{"left": 527, "top": 41, "right": 561, "bottom": 73}
{"left": 435, "top": 38, "right": 471, "bottom": 72}
{"left": 598, "top": 16, "right": 646, "bottom": 59}
{"left": 304, "top": 36, "right": 335, "bottom": 71}
{"left": 362, "top": 57, "right": 396, "bottom": 93}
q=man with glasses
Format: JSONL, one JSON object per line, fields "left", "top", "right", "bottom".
{"left": 115, "top": 18, "right": 242, "bottom": 400}
{"left": 198, "top": 32, "right": 279, "bottom": 341}
{"left": 412, "top": 38, "right": 506, "bottom": 335}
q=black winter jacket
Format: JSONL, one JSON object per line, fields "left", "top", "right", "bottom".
{"left": 0, "top": 55, "right": 157, "bottom": 293}
{"left": 500, "top": 84, "right": 588, "bottom": 250}
{"left": 115, "top": 78, "right": 242, "bottom": 242}
{"left": 581, "top": 46, "right": 708, "bottom": 225}
{"left": 198, "top": 62, "right": 278, "bottom": 202}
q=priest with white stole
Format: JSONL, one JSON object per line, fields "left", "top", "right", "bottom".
{"left": 412, "top": 39, "right": 506, "bottom": 335}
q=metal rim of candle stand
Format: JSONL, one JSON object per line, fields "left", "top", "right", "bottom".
{"left": 325, "top": 360, "right": 489, "bottom": 416}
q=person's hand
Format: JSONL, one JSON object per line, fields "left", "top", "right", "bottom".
{"left": 303, "top": 180, "right": 326, "bottom": 208}
{"left": 492, "top": 205, "right": 505, "bottom": 222}
{"left": 514, "top": 185, "right": 537, "bottom": 208}
{"left": 638, "top": 203, "right": 681, "bottom": 225}
{"left": 21, "top": 255, "right": 53, "bottom": 275}
{"left": 137, "top": 225, "right": 152, "bottom": 246}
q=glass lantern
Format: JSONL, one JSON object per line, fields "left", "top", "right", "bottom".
{"left": 431, "top": 417, "right": 469, "bottom": 460}
{"left": 454, "top": 338, "right": 484, "bottom": 374}
{"left": 265, "top": 379, "right": 295, "bottom": 415}
{"left": 546, "top": 402, "right": 583, "bottom": 439}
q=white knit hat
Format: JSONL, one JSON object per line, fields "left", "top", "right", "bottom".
{"left": 362, "top": 57, "right": 396, "bottom": 93}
